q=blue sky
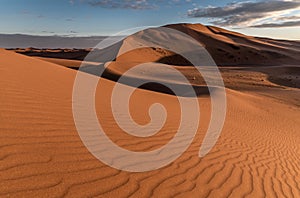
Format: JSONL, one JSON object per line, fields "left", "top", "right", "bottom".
{"left": 0, "top": 0, "right": 300, "bottom": 39}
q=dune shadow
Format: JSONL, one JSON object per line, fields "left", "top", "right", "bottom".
{"left": 266, "top": 67, "right": 300, "bottom": 89}
{"left": 77, "top": 64, "right": 213, "bottom": 97}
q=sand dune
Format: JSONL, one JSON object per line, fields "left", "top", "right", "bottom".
{"left": 1, "top": 36, "right": 300, "bottom": 198}
{"left": 29, "top": 25, "right": 298, "bottom": 102}
{"left": 20, "top": 24, "right": 299, "bottom": 95}
{"left": 83, "top": 23, "right": 300, "bottom": 67}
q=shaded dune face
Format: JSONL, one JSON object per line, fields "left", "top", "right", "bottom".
{"left": 164, "top": 24, "right": 300, "bottom": 66}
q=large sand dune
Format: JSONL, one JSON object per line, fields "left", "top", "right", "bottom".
{"left": 1, "top": 32, "right": 300, "bottom": 198}
{"left": 99, "top": 23, "right": 300, "bottom": 67}
{"left": 14, "top": 24, "right": 299, "bottom": 95}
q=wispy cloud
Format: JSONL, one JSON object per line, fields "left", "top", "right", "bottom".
{"left": 187, "top": 0, "right": 300, "bottom": 28}
{"left": 20, "top": 10, "right": 46, "bottom": 19}
{"left": 41, "top": 30, "right": 55, "bottom": 34}
{"left": 251, "top": 20, "right": 300, "bottom": 28}
{"left": 87, "top": 0, "right": 158, "bottom": 10}
{"left": 83, "top": 0, "right": 195, "bottom": 10}
{"left": 276, "top": 15, "right": 300, "bottom": 21}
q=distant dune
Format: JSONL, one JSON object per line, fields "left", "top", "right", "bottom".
{"left": 1, "top": 23, "right": 300, "bottom": 197}
{"left": 0, "top": 34, "right": 107, "bottom": 48}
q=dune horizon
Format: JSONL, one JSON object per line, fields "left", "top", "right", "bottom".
{"left": 1, "top": 23, "right": 300, "bottom": 49}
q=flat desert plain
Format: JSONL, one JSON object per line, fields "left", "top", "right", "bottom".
{"left": 1, "top": 24, "right": 300, "bottom": 197}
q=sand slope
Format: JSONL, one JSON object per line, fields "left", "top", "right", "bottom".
{"left": 1, "top": 47, "right": 300, "bottom": 198}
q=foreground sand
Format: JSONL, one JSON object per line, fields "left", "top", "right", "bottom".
{"left": 1, "top": 49, "right": 300, "bottom": 197}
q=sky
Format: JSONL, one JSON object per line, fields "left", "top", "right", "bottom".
{"left": 0, "top": 0, "right": 300, "bottom": 40}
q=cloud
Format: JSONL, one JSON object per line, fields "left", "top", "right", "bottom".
{"left": 276, "top": 15, "right": 300, "bottom": 21}
{"left": 251, "top": 20, "right": 300, "bottom": 28}
{"left": 86, "top": 0, "right": 195, "bottom": 10}
{"left": 20, "top": 10, "right": 46, "bottom": 19}
{"left": 41, "top": 31, "right": 55, "bottom": 34}
{"left": 88, "top": 0, "right": 158, "bottom": 10}
{"left": 187, "top": 0, "right": 300, "bottom": 28}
